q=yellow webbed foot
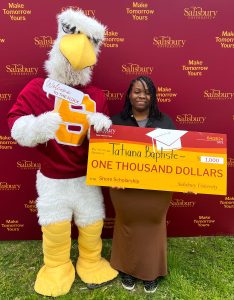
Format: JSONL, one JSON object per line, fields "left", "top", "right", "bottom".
{"left": 77, "top": 220, "right": 118, "bottom": 285}
{"left": 34, "top": 261, "right": 75, "bottom": 297}
{"left": 77, "top": 257, "right": 118, "bottom": 285}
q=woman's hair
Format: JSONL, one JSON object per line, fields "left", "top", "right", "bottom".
{"left": 121, "top": 76, "right": 161, "bottom": 120}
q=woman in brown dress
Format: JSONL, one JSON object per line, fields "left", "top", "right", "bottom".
{"left": 109, "top": 76, "right": 175, "bottom": 293}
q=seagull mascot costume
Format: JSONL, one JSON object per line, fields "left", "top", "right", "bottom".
{"left": 8, "top": 8, "right": 118, "bottom": 297}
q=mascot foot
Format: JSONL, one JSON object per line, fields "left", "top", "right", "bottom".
{"left": 34, "top": 261, "right": 75, "bottom": 297}
{"left": 77, "top": 220, "right": 118, "bottom": 285}
{"left": 77, "top": 257, "right": 118, "bottom": 286}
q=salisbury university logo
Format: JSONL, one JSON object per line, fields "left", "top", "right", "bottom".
{"left": 184, "top": 6, "right": 218, "bottom": 19}
{"left": 6, "top": 64, "right": 39, "bottom": 76}
{"left": 122, "top": 63, "right": 154, "bottom": 75}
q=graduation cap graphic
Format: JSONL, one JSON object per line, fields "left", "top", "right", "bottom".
{"left": 146, "top": 128, "right": 188, "bottom": 152}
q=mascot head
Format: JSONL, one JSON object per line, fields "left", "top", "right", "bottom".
{"left": 45, "top": 9, "right": 106, "bottom": 86}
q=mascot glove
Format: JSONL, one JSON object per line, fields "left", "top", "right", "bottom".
{"left": 11, "top": 112, "right": 62, "bottom": 147}
{"left": 87, "top": 112, "right": 112, "bottom": 132}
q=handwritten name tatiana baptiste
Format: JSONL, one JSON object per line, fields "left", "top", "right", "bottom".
{"left": 110, "top": 142, "right": 179, "bottom": 161}
{"left": 90, "top": 143, "right": 224, "bottom": 177}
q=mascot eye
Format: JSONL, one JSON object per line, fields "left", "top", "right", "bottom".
{"left": 62, "top": 23, "right": 76, "bottom": 34}
{"left": 92, "top": 38, "right": 100, "bottom": 45}
{"left": 87, "top": 36, "right": 100, "bottom": 45}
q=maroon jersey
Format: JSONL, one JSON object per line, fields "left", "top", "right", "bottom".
{"left": 8, "top": 78, "right": 109, "bottom": 179}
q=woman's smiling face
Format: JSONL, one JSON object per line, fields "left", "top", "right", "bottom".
{"left": 129, "top": 80, "right": 151, "bottom": 113}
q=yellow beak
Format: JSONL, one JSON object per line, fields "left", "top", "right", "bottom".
{"left": 59, "top": 34, "right": 97, "bottom": 70}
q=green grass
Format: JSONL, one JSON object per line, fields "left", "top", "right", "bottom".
{"left": 0, "top": 237, "right": 233, "bottom": 300}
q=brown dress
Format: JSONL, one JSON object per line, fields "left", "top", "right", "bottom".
{"left": 110, "top": 188, "right": 172, "bottom": 281}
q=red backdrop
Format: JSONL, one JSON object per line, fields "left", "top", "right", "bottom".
{"left": 0, "top": 0, "right": 234, "bottom": 240}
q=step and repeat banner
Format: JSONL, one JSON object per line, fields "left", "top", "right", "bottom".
{"left": 0, "top": 0, "right": 233, "bottom": 239}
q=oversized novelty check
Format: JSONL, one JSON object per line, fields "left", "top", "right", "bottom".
{"left": 86, "top": 125, "right": 227, "bottom": 195}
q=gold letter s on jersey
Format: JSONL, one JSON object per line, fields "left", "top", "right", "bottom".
{"left": 54, "top": 95, "right": 96, "bottom": 146}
